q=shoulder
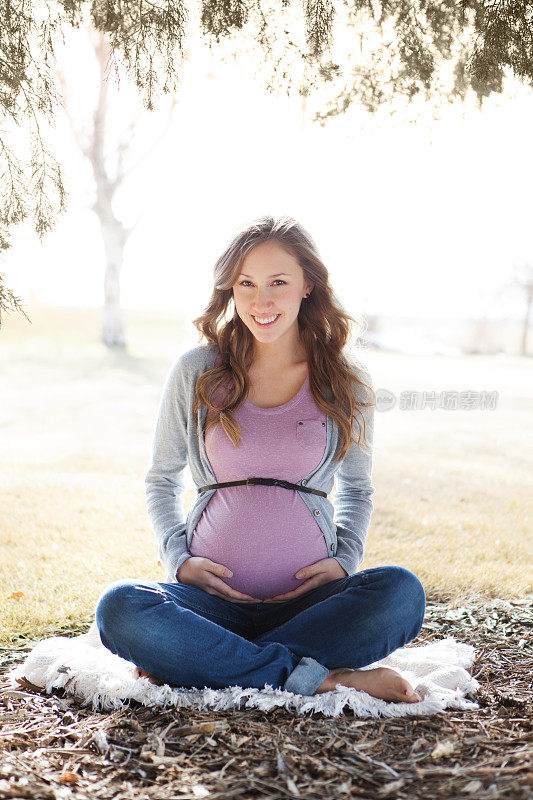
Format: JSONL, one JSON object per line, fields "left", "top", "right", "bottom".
{"left": 353, "top": 362, "right": 373, "bottom": 398}
{"left": 340, "top": 349, "right": 374, "bottom": 400}
{"left": 178, "top": 342, "right": 218, "bottom": 371}
{"left": 166, "top": 343, "right": 219, "bottom": 386}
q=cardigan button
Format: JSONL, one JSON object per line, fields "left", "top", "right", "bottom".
{"left": 301, "top": 479, "right": 307, "bottom": 485}
{"left": 313, "top": 509, "right": 320, "bottom": 516}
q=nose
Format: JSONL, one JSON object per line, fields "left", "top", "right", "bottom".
{"left": 251, "top": 286, "right": 275, "bottom": 313}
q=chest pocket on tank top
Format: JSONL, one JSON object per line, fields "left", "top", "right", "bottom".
{"left": 295, "top": 418, "right": 327, "bottom": 449}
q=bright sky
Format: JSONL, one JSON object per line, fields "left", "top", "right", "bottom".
{"left": 3, "top": 12, "right": 532, "bottom": 323}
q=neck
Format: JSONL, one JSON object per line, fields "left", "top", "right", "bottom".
{"left": 251, "top": 333, "right": 307, "bottom": 371}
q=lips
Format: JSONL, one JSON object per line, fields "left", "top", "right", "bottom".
{"left": 252, "top": 314, "right": 281, "bottom": 327}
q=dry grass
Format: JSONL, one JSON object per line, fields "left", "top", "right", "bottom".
{"left": 1, "top": 305, "right": 531, "bottom": 648}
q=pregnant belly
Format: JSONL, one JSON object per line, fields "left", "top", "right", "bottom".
{"left": 189, "top": 514, "right": 329, "bottom": 600}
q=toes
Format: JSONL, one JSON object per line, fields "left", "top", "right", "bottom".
{"left": 400, "top": 686, "right": 422, "bottom": 703}
{"left": 134, "top": 667, "right": 163, "bottom": 685}
{"left": 391, "top": 673, "right": 421, "bottom": 703}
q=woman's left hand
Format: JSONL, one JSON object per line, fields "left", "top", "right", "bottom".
{"left": 262, "top": 557, "right": 348, "bottom": 603}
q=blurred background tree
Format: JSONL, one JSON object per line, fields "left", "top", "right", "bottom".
{"left": 55, "top": 29, "right": 178, "bottom": 345}
{"left": 1, "top": 0, "right": 532, "bottom": 330}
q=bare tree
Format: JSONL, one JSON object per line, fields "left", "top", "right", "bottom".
{"left": 56, "top": 29, "right": 178, "bottom": 347}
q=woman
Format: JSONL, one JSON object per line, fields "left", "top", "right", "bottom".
{"left": 95, "top": 215, "right": 426, "bottom": 702}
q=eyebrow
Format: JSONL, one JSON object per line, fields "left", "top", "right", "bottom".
{"left": 239, "top": 272, "right": 291, "bottom": 278}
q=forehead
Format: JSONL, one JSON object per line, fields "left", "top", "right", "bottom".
{"left": 239, "top": 240, "right": 301, "bottom": 276}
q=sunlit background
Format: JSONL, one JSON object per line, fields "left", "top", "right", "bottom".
{"left": 2, "top": 17, "right": 532, "bottom": 356}
{"left": 1, "top": 7, "right": 532, "bottom": 651}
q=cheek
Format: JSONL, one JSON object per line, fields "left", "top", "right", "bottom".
{"left": 232, "top": 291, "right": 246, "bottom": 307}
{"left": 233, "top": 293, "right": 253, "bottom": 319}
{"left": 285, "top": 290, "right": 304, "bottom": 308}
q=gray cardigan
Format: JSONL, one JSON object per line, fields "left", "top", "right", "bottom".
{"left": 145, "top": 342, "right": 375, "bottom": 583}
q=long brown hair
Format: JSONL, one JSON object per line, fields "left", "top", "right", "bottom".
{"left": 191, "top": 215, "right": 375, "bottom": 463}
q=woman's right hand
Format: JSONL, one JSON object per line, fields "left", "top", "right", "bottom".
{"left": 176, "top": 557, "right": 261, "bottom": 603}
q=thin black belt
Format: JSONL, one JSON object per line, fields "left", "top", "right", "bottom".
{"left": 197, "top": 476, "right": 327, "bottom": 498}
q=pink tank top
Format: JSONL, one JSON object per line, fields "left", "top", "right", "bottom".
{"left": 189, "top": 361, "right": 328, "bottom": 599}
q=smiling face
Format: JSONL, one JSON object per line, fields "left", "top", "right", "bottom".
{"left": 232, "top": 240, "right": 314, "bottom": 356}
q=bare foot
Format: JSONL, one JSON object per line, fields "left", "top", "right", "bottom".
{"left": 315, "top": 666, "right": 421, "bottom": 703}
{"left": 133, "top": 666, "right": 165, "bottom": 686}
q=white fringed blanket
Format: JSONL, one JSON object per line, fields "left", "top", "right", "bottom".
{"left": 6, "top": 622, "right": 480, "bottom": 718}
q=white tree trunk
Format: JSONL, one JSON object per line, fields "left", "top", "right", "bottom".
{"left": 101, "top": 222, "right": 127, "bottom": 347}
{"left": 90, "top": 30, "right": 128, "bottom": 348}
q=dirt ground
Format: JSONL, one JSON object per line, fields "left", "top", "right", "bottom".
{"left": 1, "top": 596, "right": 531, "bottom": 800}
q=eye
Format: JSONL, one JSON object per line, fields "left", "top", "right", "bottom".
{"left": 238, "top": 280, "right": 286, "bottom": 287}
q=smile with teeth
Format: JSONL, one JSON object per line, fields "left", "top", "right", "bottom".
{"left": 252, "top": 314, "right": 281, "bottom": 326}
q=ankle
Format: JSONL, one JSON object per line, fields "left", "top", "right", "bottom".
{"left": 315, "top": 668, "right": 354, "bottom": 694}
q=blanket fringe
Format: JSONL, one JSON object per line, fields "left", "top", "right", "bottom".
{"left": 5, "top": 628, "right": 479, "bottom": 719}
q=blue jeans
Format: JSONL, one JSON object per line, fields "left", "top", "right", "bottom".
{"left": 95, "top": 565, "right": 426, "bottom": 697}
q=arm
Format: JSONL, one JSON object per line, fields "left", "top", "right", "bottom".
{"left": 145, "top": 353, "right": 192, "bottom": 581}
{"left": 331, "top": 369, "right": 375, "bottom": 577}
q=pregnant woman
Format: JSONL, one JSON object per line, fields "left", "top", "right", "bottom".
{"left": 95, "top": 215, "right": 426, "bottom": 702}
